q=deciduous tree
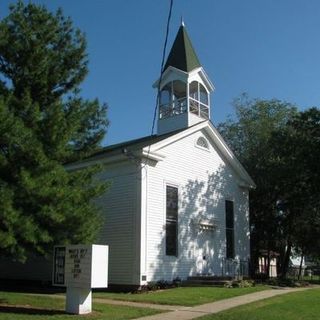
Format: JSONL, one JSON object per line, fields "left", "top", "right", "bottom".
{"left": 218, "top": 94, "right": 298, "bottom": 276}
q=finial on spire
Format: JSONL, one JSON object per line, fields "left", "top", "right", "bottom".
{"left": 181, "top": 16, "right": 185, "bottom": 27}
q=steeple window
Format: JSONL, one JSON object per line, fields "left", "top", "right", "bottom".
{"left": 189, "top": 81, "right": 199, "bottom": 100}
{"left": 189, "top": 81, "right": 209, "bottom": 120}
{"left": 160, "top": 84, "right": 171, "bottom": 106}
{"left": 199, "top": 84, "right": 208, "bottom": 105}
{"left": 159, "top": 80, "right": 187, "bottom": 119}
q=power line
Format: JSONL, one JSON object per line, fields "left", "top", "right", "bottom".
{"left": 124, "top": 0, "right": 174, "bottom": 169}
{"left": 150, "top": 0, "right": 174, "bottom": 136}
{"left": 138, "top": 0, "right": 173, "bottom": 169}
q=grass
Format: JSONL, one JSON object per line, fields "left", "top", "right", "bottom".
{"left": 0, "top": 291, "right": 162, "bottom": 320}
{"left": 94, "top": 286, "right": 268, "bottom": 306}
{"left": 198, "top": 288, "right": 320, "bottom": 320}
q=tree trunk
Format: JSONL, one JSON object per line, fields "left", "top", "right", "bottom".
{"left": 266, "top": 249, "right": 271, "bottom": 279}
{"left": 280, "top": 241, "right": 292, "bottom": 278}
{"left": 298, "top": 254, "right": 304, "bottom": 280}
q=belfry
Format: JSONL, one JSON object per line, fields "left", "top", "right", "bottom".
{"left": 155, "top": 22, "right": 214, "bottom": 135}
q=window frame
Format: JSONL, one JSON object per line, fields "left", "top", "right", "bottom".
{"left": 159, "top": 81, "right": 187, "bottom": 119}
{"left": 165, "top": 184, "right": 179, "bottom": 257}
{"left": 225, "top": 200, "right": 235, "bottom": 259}
{"left": 195, "top": 136, "right": 210, "bottom": 151}
{"left": 188, "top": 81, "right": 209, "bottom": 120}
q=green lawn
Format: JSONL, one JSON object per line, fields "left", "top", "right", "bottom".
{"left": 94, "top": 286, "right": 268, "bottom": 306}
{"left": 198, "top": 288, "right": 320, "bottom": 320}
{"left": 0, "top": 291, "right": 162, "bottom": 320}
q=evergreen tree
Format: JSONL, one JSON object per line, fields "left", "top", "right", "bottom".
{"left": 0, "top": 1, "right": 108, "bottom": 261}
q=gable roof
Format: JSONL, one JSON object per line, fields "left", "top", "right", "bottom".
{"left": 69, "top": 121, "right": 255, "bottom": 189}
{"left": 66, "top": 126, "right": 191, "bottom": 167}
{"left": 145, "top": 121, "right": 256, "bottom": 188}
{"left": 164, "top": 24, "right": 201, "bottom": 72}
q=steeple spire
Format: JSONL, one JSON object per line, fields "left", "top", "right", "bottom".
{"left": 163, "top": 24, "right": 201, "bottom": 72}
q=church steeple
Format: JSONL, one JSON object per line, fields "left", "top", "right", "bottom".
{"left": 163, "top": 24, "right": 201, "bottom": 73}
{"left": 155, "top": 23, "right": 214, "bottom": 135}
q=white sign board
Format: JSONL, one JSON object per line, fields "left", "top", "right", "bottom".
{"left": 53, "top": 244, "right": 108, "bottom": 314}
{"left": 53, "top": 244, "right": 108, "bottom": 289}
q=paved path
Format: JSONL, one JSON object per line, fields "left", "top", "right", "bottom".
{"left": 127, "top": 286, "right": 315, "bottom": 320}
{"left": 93, "top": 298, "right": 185, "bottom": 311}
{"left": 27, "top": 286, "right": 317, "bottom": 320}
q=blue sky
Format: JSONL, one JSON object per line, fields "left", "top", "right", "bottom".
{"left": 1, "top": 0, "right": 320, "bottom": 146}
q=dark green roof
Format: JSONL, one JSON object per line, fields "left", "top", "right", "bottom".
{"left": 86, "top": 127, "right": 188, "bottom": 160}
{"left": 81, "top": 121, "right": 208, "bottom": 163}
{"left": 65, "top": 122, "right": 208, "bottom": 166}
{"left": 164, "top": 24, "right": 201, "bottom": 72}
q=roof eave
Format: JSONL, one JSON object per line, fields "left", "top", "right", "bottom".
{"left": 152, "top": 66, "right": 188, "bottom": 89}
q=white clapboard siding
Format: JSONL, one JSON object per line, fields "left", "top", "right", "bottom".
{"left": 0, "top": 162, "right": 140, "bottom": 285}
{"left": 145, "top": 129, "right": 250, "bottom": 282}
{"left": 95, "top": 162, "right": 140, "bottom": 285}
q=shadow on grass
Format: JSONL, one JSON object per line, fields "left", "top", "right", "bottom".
{"left": 0, "top": 285, "right": 65, "bottom": 295}
{"left": 0, "top": 305, "right": 66, "bottom": 315}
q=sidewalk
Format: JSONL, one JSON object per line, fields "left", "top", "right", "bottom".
{"left": 122, "top": 286, "right": 314, "bottom": 320}
{"left": 27, "top": 285, "right": 317, "bottom": 320}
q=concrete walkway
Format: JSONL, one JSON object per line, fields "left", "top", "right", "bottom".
{"left": 94, "top": 297, "right": 185, "bottom": 311}
{"left": 122, "top": 286, "right": 315, "bottom": 320}
{"left": 27, "top": 286, "right": 317, "bottom": 319}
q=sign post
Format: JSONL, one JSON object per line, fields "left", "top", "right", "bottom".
{"left": 53, "top": 244, "right": 108, "bottom": 314}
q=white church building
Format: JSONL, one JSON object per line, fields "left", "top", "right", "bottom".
{"left": 0, "top": 24, "right": 255, "bottom": 288}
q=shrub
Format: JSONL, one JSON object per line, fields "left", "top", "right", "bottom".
{"left": 266, "top": 278, "right": 310, "bottom": 287}
{"left": 135, "top": 278, "right": 184, "bottom": 293}
{"left": 224, "top": 280, "right": 255, "bottom": 288}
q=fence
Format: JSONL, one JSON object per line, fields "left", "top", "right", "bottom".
{"left": 287, "top": 267, "right": 320, "bottom": 281}
{"left": 221, "top": 259, "right": 250, "bottom": 278}
{"left": 251, "top": 263, "right": 320, "bottom": 282}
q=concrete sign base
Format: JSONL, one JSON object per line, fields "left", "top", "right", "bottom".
{"left": 66, "top": 287, "right": 92, "bottom": 314}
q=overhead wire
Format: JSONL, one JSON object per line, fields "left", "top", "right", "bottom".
{"left": 139, "top": 1, "right": 175, "bottom": 277}
{"left": 151, "top": 0, "right": 174, "bottom": 136}
{"left": 139, "top": 0, "right": 174, "bottom": 167}
{"left": 123, "top": 0, "right": 174, "bottom": 170}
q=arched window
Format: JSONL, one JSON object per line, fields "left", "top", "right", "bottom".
{"left": 199, "top": 84, "right": 208, "bottom": 105}
{"left": 189, "top": 81, "right": 209, "bottom": 119}
{"left": 196, "top": 137, "right": 209, "bottom": 150}
{"left": 160, "top": 84, "right": 171, "bottom": 106}
{"left": 159, "top": 81, "right": 187, "bottom": 119}
{"left": 172, "top": 80, "right": 186, "bottom": 101}
{"left": 189, "top": 81, "right": 198, "bottom": 100}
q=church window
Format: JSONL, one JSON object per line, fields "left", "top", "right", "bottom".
{"left": 160, "top": 84, "right": 171, "bottom": 106}
{"left": 225, "top": 200, "right": 235, "bottom": 259}
{"left": 189, "top": 81, "right": 199, "bottom": 100}
{"left": 196, "top": 137, "right": 209, "bottom": 150}
{"left": 199, "top": 84, "right": 208, "bottom": 105}
{"left": 166, "top": 185, "right": 178, "bottom": 256}
{"left": 159, "top": 81, "right": 187, "bottom": 119}
{"left": 189, "top": 81, "right": 209, "bottom": 119}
